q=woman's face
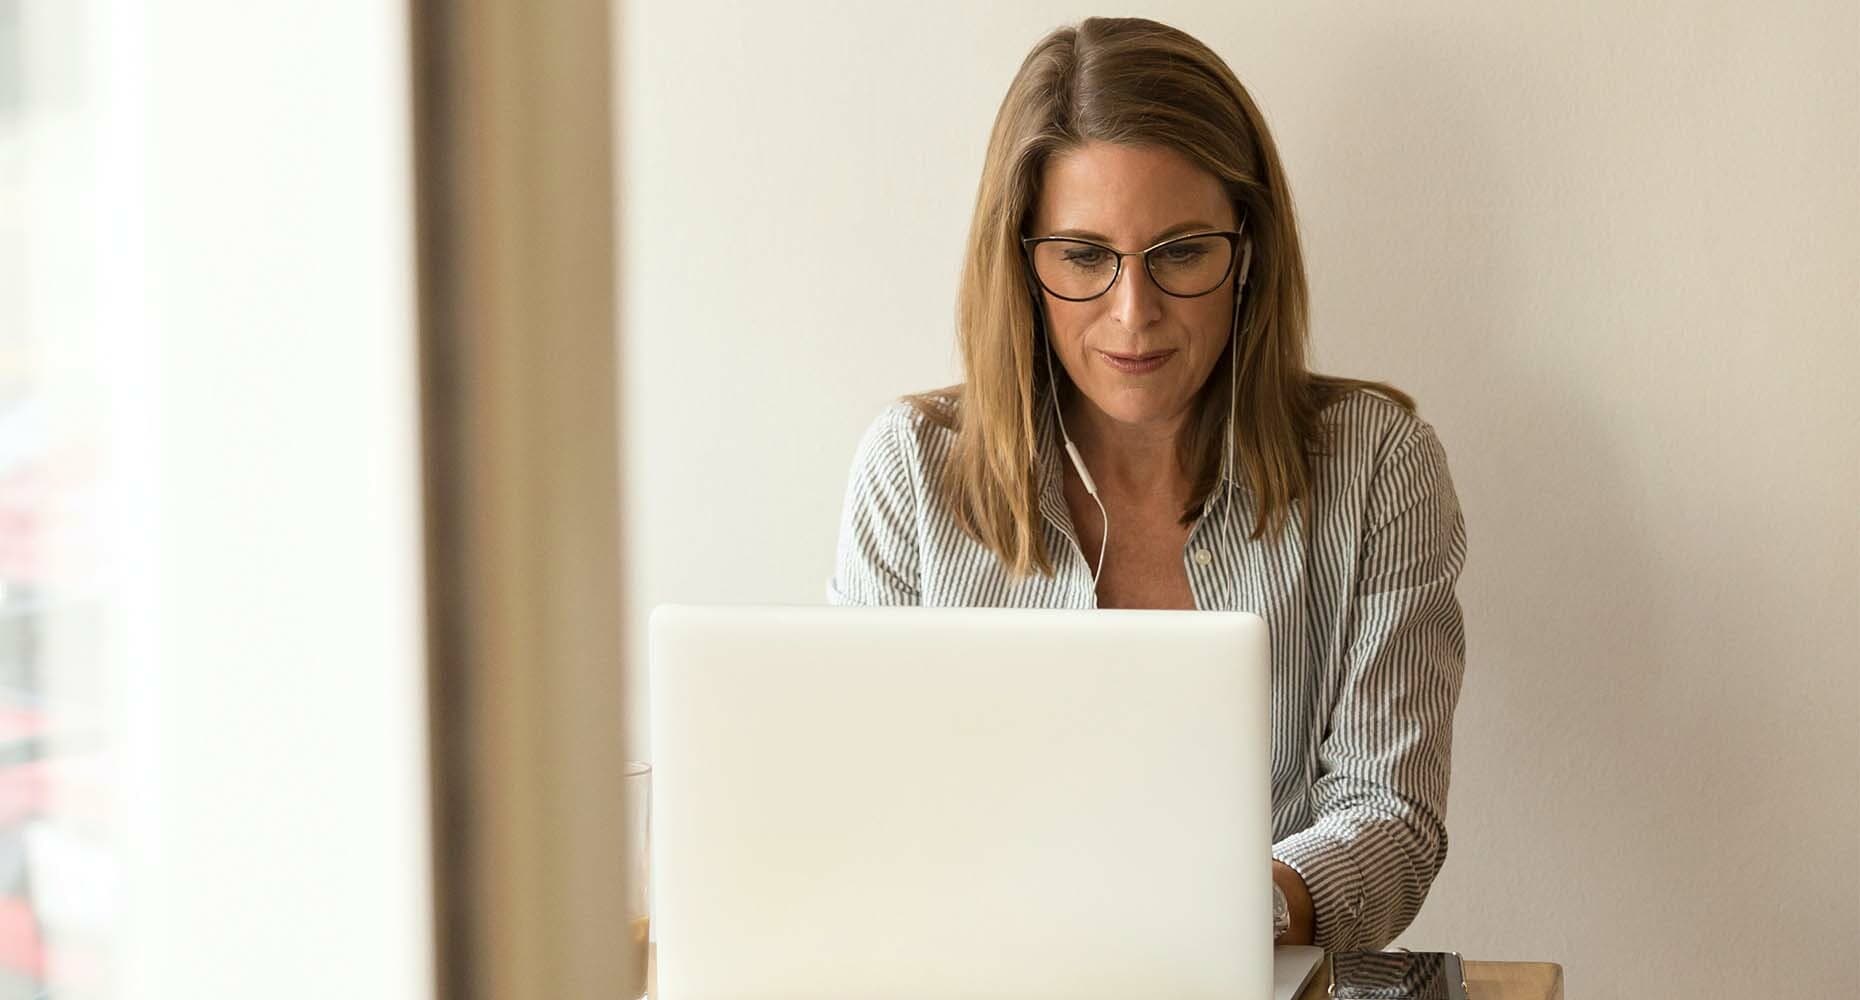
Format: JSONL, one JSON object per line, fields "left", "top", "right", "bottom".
{"left": 1027, "top": 140, "right": 1239, "bottom": 434}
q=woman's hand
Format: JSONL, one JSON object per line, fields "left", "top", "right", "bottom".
{"left": 1272, "top": 860, "right": 1317, "bottom": 946}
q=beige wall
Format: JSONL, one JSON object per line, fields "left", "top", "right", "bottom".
{"left": 619, "top": 3, "right": 1859, "bottom": 996}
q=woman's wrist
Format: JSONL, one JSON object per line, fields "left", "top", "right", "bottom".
{"left": 1271, "top": 860, "right": 1317, "bottom": 946}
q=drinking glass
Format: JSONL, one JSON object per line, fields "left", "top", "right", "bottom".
{"left": 624, "top": 760, "right": 652, "bottom": 998}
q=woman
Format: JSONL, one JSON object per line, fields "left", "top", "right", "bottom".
{"left": 828, "top": 16, "right": 1467, "bottom": 954}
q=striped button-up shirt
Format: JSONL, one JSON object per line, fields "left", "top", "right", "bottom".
{"left": 827, "top": 387, "right": 1469, "bottom": 951}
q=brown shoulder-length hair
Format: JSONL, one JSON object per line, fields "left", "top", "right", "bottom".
{"left": 911, "top": 15, "right": 1414, "bottom": 578}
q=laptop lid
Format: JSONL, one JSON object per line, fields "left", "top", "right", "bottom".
{"left": 649, "top": 604, "right": 1273, "bottom": 1000}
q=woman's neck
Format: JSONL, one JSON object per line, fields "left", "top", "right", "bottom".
{"left": 1059, "top": 392, "right": 1193, "bottom": 502}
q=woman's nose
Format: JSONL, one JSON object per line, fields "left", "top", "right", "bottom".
{"left": 1106, "top": 255, "right": 1165, "bottom": 330}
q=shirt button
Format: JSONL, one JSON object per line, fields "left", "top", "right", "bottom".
{"left": 1192, "top": 548, "right": 1213, "bottom": 567}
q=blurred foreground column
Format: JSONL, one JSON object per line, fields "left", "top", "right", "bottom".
{"left": 410, "top": 1, "right": 631, "bottom": 997}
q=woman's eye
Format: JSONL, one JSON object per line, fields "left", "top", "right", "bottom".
{"left": 1061, "top": 248, "right": 1110, "bottom": 267}
{"left": 1159, "top": 246, "right": 1208, "bottom": 263}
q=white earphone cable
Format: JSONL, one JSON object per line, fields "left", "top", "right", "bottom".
{"left": 1225, "top": 235, "right": 1253, "bottom": 493}
{"left": 1043, "top": 337, "right": 1109, "bottom": 590}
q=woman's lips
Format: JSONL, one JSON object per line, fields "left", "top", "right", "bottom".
{"left": 1097, "top": 349, "right": 1176, "bottom": 374}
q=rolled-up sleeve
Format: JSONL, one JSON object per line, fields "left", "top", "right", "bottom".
{"left": 1272, "top": 421, "right": 1468, "bottom": 951}
{"left": 827, "top": 406, "right": 923, "bottom": 607}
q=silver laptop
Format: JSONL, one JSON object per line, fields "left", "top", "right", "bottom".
{"left": 648, "top": 604, "right": 1322, "bottom": 1000}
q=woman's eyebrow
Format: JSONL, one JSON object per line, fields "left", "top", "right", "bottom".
{"left": 1044, "top": 220, "right": 1222, "bottom": 244}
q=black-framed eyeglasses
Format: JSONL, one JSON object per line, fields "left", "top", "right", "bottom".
{"left": 1020, "top": 229, "right": 1245, "bottom": 302}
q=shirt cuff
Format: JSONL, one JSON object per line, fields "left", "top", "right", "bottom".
{"left": 1272, "top": 825, "right": 1369, "bottom": 951}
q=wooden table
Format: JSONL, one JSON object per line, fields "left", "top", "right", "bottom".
{"left": 649, "top": 948, "right": 1564, "bottom": 999}
{"left": 1298, "top": 958, "right": 1565, "bottom": 1000}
